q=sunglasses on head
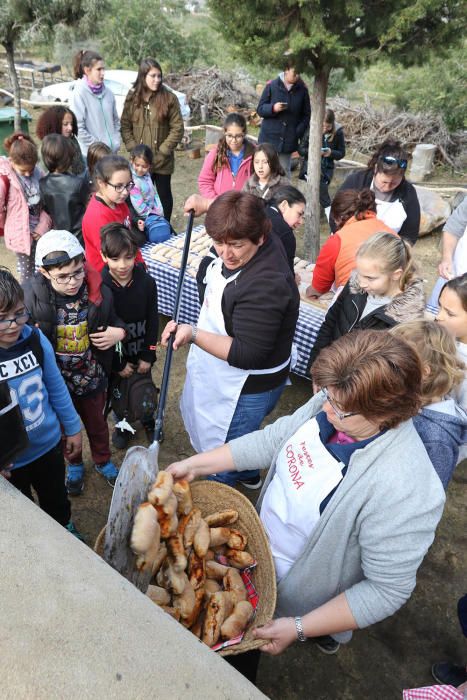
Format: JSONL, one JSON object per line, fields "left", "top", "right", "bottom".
{"left": 379, "top": 155, "right": 408, "bottom": 170}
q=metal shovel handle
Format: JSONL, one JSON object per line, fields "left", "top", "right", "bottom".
{"left": 153, "top": 210, "right": 195, "bottom": 443}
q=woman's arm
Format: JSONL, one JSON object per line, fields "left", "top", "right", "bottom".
{"left": 306, "top": 235, "right": 341, "bottom": 296}
{"left": 166, "top": 443, "right": 235, "bottom": 481}
{"left": 399, "top": 182, "right": 421, "bottom": 245}
{"left": 253, "top": 593, "right": 357, "bottom": 655}
{"left": 111, "top": 94, "right": 121, "bottom": 152}
{"left": 158, "top": 96, "right": 184, "bottom": 155}
{"left": 198, "top": 150, "right": 218, "bottom": 199}
{"left": 161, "top": 320, "right": 233, "bottom": 360}
{"left": 70, "top": 88, "right": 95, "bottom": 153}
{"left": 330, "top": 128, "right": 346, "bottom": 161}
{"left": 120, "top": 93, "right": 137, "bottom": 152}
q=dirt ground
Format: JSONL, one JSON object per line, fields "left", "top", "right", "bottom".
{"left": 1, "top": 136, "right": 465, "bottom": 699}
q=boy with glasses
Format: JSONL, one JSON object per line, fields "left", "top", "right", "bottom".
{"left": 0, "top": 266, "right": 82, "bottom": 537}
{"left": 23, "top": 229, "right": 127, "bottom": 495}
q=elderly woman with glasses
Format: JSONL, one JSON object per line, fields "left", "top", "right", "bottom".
{"left": 198, "top": 113, "right": 255, "bottom": 207}
{"left": 166, "top": 330, "right": 445, "bottom": 680}
{"left": 333, "top": 139, "right": 420, "bottom": 245}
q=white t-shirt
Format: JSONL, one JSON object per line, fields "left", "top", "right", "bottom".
{"left": 260, "top": 417, "right": 345, "bottom": 581}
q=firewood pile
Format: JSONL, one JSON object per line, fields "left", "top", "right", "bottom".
{"left": 327, "top": 97, "right": 465, "bottom": 170}
{"left": 166, "top": 67, "right": 258, "bottom": 122}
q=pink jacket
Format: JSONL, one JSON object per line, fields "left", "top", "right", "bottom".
{"left": 198, "top": 148, "right": 253, "bottom": 199}
{"left": 0, "top": 157, "right": 51, "bottom": 256}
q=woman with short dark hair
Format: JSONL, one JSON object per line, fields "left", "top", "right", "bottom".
{"left": 334, "top": 139, "right": 420, "bottom": 244}
{"left": 166, "top": 329, "right": 445, "bottom": 679}
{"left": 162, "top": 191, "right": 299, "bottom": 489}
{"left": 120, "top": 58, "right": 184, "bottom": 222}
{"left": 306, "top": 188, "right": 397, "bottom": 298}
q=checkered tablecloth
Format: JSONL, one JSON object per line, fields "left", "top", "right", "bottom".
{"left": 141, "top": 227, "right": 325, "bottom": 379}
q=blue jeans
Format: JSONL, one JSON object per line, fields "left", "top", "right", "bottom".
{"left": 208, "top": 382, "right": 286, "bottom": 487}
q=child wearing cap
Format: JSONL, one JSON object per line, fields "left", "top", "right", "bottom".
{"left": 0, "top": 266, "right": 82, "bottom": 538}
{"left": 23, "top": 229, "right": 127, "bottom": 495}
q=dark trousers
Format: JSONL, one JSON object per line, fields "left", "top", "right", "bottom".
{"left": 71, "top": 390, "right": 110, "bottom": 465}
{"left": 9, "top": 441, "right": 71, "bottom": 526}
{"left": 226, "top": 649, "right": 261, "bottom": 685}
{"left": 152, "top": 173, "right": 173, "bottom": 222}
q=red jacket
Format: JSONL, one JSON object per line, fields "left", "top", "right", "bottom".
{"left": 312, "top": 212, "right": 397, "bottom": 294}
{"left": 198, "top": 147, "right": 253, "bottom": 200}
{"left": 82, "top": 195, "right": 143, "bottom": 273}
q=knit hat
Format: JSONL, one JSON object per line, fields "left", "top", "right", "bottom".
{"left": 35, "top": 230, "right": 85, "bottom": 267}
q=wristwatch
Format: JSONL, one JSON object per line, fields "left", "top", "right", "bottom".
{"left": 190, "top": 324, "right": 198, "bottom": 344}
{"left": 294, "top": 616, "right": 307, "bottom": 642}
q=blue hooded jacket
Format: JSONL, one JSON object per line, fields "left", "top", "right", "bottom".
{"left": 413, "top": 402, "right": 467, "bottom": 489}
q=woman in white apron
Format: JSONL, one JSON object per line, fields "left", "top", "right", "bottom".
{"left": 166, "top": 330, "right": 444, "bottom": 683}
{"left": 168, "top": 331, "right": 445, "bottom": 678}
{"left": 333, "top": 139, "right": 420, "bottom": 245}
{"left": 162, "top": 191, "right": 299, "bottom": 489}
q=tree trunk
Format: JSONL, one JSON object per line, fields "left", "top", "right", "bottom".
{"left": 303, "top": 67, "right": 329, "bottom": 261}
{"left": 3, "top": 41, "right": 22, "bottom": 132}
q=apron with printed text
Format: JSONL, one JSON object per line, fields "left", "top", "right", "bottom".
{"left": 260, "top": 417, "right": 345, "bottom": 581}
{"left": 180, "top": 256, "right": 290, "bottom": 453}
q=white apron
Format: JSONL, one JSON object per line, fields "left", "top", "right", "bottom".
{"left": 180, "top": 257, "right": 291, "bottom": 453}
{"left": 371, "top": 180, "right": 408, "bottom": 233}
{"left": 260, "top": 417, "right": 345, "bottom": 581}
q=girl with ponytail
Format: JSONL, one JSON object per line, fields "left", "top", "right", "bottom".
{"left": 307, "top": 231, "right": 425, "bottom": 370}
{"left": 306, "top": 188, "right": 397, "bottom": 298}
{"left": 69, "top": 49, "right": 120, "bottom": 156}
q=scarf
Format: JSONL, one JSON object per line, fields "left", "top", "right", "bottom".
{"left": 84, "top": 75, "right": 104, "bottom": 95}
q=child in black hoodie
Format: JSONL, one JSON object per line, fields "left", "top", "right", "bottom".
{"left": 100, "top": 222, "right": 159, "bottom": 448}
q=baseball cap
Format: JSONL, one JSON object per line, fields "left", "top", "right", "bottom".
{"left": 35, "top": 230, "right": 85, "bottom": 268}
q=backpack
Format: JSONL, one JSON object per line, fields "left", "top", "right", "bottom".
{"left": 0, "top": 328, "right": 44, "bottom": 468}
{"left": 107, "top": 372, "right": 158, "bottom": 425}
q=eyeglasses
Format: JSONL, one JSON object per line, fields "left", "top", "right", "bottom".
{"left": 48, "top": 268, "right": 86, "bottom": 285}
{"left": 322, "top": 388, "right": 358, "bottom": 420}
{"left": 0, "top": 311, "right": 30, "bottom": 330}
{"left": 106, "top": 180, "right": 135, "bottom": 193}
{"left": 225, "top": 134, "right": 244, "bottom": 141}
{"left": 379, "top": 155, "right": 408, "bottom": 170}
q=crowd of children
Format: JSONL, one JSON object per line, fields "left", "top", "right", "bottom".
{"left": 0, "top": 52, "right": 465, "bottom": 691}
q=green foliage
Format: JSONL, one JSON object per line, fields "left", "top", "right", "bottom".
{"left": 0, "top": 0, "right": 107, "bottom": 45}
{"left": 342, "top": 48, "right": 466, "bottom": 131}
{"left": 99, "top": 0, "right": 200, "bottom": 71}
{"left": 207, "top": 0, "right": 466, "bottom": 75}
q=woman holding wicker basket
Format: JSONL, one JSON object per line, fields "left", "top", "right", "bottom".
{"left": 167, "top": 329, "right": 445, "bottom": 681}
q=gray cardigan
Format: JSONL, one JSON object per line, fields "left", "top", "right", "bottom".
{"left": 70, "top": 79, "right": 121, "bottom": 156}
{"left": 229, "top": 393, "right": 445, "bottom": 638}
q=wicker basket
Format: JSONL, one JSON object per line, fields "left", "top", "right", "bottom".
{"left": 94, "top": 479, "right": 277, "bottom": 656}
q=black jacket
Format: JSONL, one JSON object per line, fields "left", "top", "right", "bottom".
{"left": 101, "top": 264, "right": 158, "bottom": 371}
{"left": 307, "top": 273, "right": 426, "bottom": 372}
{"left": 23, "top": 270, "right": 126, "bottom": 375}
{"left": 265, "top": 204, "right": 296, "bottom": 272}
{"left": 197, "top": 235, "right": 299, "bottom": 393}
{"left": 333, "top": 168, "right": 420, "bottom": 245}
{"left": 298, "top": 124, "right": 346, "bottom": 182}
{"left": 39, "top": 172, "right": 89, "bottom": 244}
{"left": 257, "top": 75, "right": 311, "bottom": 154}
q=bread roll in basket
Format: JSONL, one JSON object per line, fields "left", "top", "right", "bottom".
{"left": 95, "top": 479, "right": 277, "bottom": 655}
